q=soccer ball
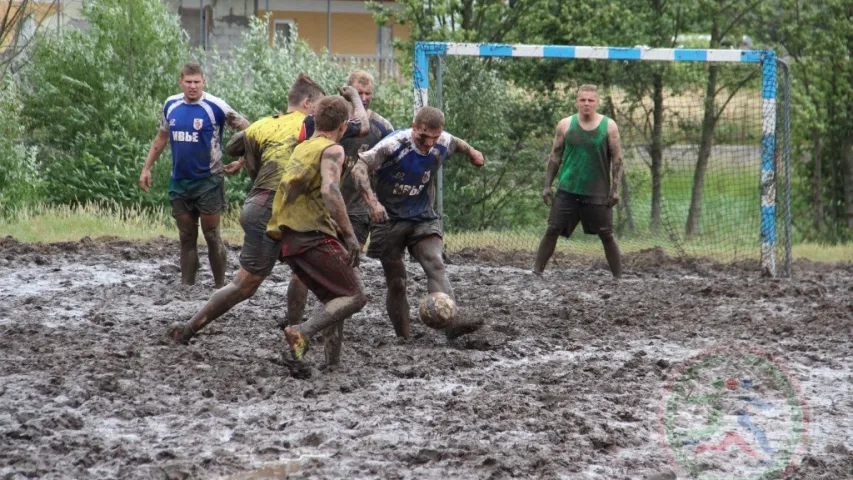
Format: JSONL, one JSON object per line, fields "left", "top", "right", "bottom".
{"left": 418, "top": 292, "right": 458, "bottom": 330}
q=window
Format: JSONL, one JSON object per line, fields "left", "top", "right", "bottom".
{"left": 274, "top": 19, "right": 295, "bottom": 45}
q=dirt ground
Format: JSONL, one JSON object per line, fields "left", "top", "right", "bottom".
{"left": 1, "top": 236, "right": 851, "bottom": 480}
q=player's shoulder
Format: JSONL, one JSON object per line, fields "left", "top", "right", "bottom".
{"left": 163, "top": 93, "right": 184, "bottom": 108}
{"left": 201, "top": 92, "right": 233, "bottom": 112}
{"left": 604, "top": 115, "right": 619, "bottom": 131}
{"left": 370, "top": 111, "right": 393, "bottom": 127}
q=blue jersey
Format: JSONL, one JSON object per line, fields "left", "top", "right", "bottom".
{"left": 358, "top": 128, "right": 459, "bottom": 221}
{"left": 160, "top": 92, "right": 236, "bottom": 180}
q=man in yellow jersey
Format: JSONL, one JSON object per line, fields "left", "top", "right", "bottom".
{"left": 166, "top": 75, "right": 367, "bottom": 344}
{"left": 283, "top": 70, "right": 394, "bottom": 329}
{"left": 268, "top": 96, "right": 367, "bottom": 366}
{"left": 533, "top": 84, "right": 624, "bottom": 278}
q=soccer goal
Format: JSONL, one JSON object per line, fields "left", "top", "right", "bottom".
{"left": 413, "top": 42, "right": 791, "bottom": 277}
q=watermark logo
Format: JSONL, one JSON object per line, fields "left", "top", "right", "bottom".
{"left": 659, "top": 346, "right": 810, "bottom": 479}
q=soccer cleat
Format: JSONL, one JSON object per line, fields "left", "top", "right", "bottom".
{"left": 284, "top": 327, "right": 309, "bottom": 360}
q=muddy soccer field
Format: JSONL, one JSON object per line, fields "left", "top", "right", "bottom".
{"left": 1, "top": 236, "right": 851, "bottom": 480}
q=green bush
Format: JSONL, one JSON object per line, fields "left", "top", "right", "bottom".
{"left": 20, "top": 0, "right": 186, "bottom": 207}
{"left": 0, "top": 78, "right": 42, "bottom": 211}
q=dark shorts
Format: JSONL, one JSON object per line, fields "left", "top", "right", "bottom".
{"left": 281, "top": 230, "right": 359, "bottom": 304}
{"left": 239, "top": 189, "right": 281, "bottom": 276}
{"left": 349, "top": 214, "right": 371, "bottom": 246}
{"left": 170, "top": 176, "right": 226, "bottom": 218}
{"left": 547, "top": 190, "right": 613, "bottom": 237}
{"left": 366, "top": 218, "right": 443, "bottom": 261}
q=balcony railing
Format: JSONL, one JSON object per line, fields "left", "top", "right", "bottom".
{"left": 330, "top": 55, "right": 401, "bottom": 81}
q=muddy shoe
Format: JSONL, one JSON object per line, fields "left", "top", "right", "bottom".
{"left": 444, "top": 318, "right": 485, "bottom": 340}
{"left": 164, "top": 323, "right": 193, "bottom": 345}
{"left": 284, "top": 327, "right": 309, "bottom": 360}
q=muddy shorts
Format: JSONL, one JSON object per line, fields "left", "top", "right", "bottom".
{"left": 280, "top": 229, "right": 359, "bottom": 304}
{"left": 366, "top": 218, "right": 443, "bottom": 261}
{"left": 239, "top": 189, "right": 281, "bottom": 276}
{"left": 169, "top": 175, "right": 226, "bottom": 218}
{"left": 349, "top": 214, "right": 371, "bottom": 246}
{"left": 547, "top": 190, "right": 613, "bottom": 237}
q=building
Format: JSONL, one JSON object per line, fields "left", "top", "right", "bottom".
{"left": 165, "top": 0, "right": 408, "bottom": 56}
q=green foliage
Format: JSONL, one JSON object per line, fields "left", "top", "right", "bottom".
{"left": 20, "top": 0, "right": 186, "bottom": 207}
{"left": 203, "top": 17, "right": 354, "bottom": 204}
{"left": 766, "top": 0, "right": 853, "bottom": 243}
{"left": 430, "top": 58, "right": 562, "bottom": 231}
{"left": 0, "top": 78, "right": 41, "bottom": 210}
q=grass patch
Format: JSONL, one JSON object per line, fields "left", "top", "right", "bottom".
{"left": 0, "top": 203, "right": 245, "bottom": 245}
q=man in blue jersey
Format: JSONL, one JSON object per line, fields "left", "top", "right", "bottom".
{"left": 351, "top": 106, "right": 484, "bottom": 341}
{"left": 139, "top": 62, "right": 248, "bottom": 288}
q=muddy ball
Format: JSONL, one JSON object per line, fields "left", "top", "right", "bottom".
{"left": 418, "top": 292, "right": 458, "bottom": 330}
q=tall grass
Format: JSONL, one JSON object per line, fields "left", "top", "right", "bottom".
{"left": 0, "top": 204, "right": 848, "bottom": 263}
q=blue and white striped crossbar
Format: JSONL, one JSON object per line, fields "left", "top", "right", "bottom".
{"left": 415, "top": 42, "right": 764, "bottom": 63}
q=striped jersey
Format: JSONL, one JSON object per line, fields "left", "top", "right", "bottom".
{"left": 358, "top": 128, "right": 459, "bottom": 221}
{"left": 159, "top": 92, "right": 237, "bottom": 180}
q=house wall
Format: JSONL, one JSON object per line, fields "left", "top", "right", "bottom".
{"left": 166, "top": 0, "right": 408, "bottom": 56}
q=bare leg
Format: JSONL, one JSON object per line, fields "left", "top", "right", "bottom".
{"left": 168, "top": 267, "right": 266, "bottom": 344}
{"left": 410, "top": 235, "right": 453, "bottom": 296}
{"left": 411, "top": 235, "right": 482, "bottom": 339}
{"left": 200, "top": 212, "right": 227, "bottom": 288}
{"left": 284, "top": 288, "right": 367, "bottom": 360}
{"left": 599, "top": 230, "right": 622, "bottom": 278}
{"left": 533, "top": 232, "right": 560, "bottom": 274}
{"left": 175, "top": 212, "right": 200, "bottom": 285}
{"left": 284, "top": 274, "right": 309, "bottom": 327}
{"left": 380, "top": 258, "right": 410, "bottom": 340}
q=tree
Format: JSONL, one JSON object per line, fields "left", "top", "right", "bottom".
{"left": 685, "top": 0, "right": 766, "bottom": 240}
{"left": 762, "top": 0, "right": 853, "bottom": 242}
{"left": 20, "top": 0, "right": 187, "bottom": 206}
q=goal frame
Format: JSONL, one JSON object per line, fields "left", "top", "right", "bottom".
{"left": 412, "top": 41, "right": 790, "bottom": 277}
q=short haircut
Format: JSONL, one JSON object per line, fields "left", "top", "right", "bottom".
{"left": 314, "top": 96, "right": 350, "bottom": 132}
{"left": 577, "top": 84, "right": 599, "bottom": 96}
{"left": 180, "top": 62, "right": 204, "bottom": 79}
{"left": 347, "top": 70, "right": 375, "bottom": 88}
{"left": 288, "top": 73, "right": 326, "bottom": 107}
{"left": 414, "top": 106, "right": 445, "bottom": 130}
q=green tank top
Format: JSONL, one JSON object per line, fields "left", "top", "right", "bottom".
{"left": 556, "top": 115, "right": 611, "bottom": 199}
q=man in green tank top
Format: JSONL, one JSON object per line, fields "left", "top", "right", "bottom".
{"left": 533, "top": 85, "right": 624, "bottom": 278}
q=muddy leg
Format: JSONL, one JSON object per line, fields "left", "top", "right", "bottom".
{"left": 599, "top": 230, "right": 622, "bottom": 278}
{"left": 175, "top": 212, "right": 200, "bottom": 285}
{"left": 168, "top": 267, "right": 266, "bottom": 344}
{"left": 533, "top": 231, "right": 560, "bottom": 275}
{"left": 380, "top": 258, "right": 410, "bottom": 340}
{"left": 410, "top": 235, "right": 453, "bottom": 297}
{"left": 284, "top": 288, "right": 367, "bottom": 360}
{"left": 200, "top": 212, "right": 227, "bottom": 288}
{"left": 284, "top": 273, "right": 309, "bottom": 327}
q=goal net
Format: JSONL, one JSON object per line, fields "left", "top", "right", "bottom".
{"left": 414, "top": 43, "right": 791, "bottom": 276}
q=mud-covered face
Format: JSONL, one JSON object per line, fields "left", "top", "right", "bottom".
{"left": 353, "top": 81, "right": 374, "bottom": 110}
{"left": 576, "top": 91, "right": 599, "bottom": 117}
{"left": 412, "top": 125, "right": 443, "bottom": 152}
{"left": 179, "top": 74, "right": 205, "bottom": 102}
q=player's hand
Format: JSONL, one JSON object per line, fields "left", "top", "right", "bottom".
{"left": 343, "top": 233, "right": 361, "bottom": 268}
{"left": 609, "top": 193, "right": 620, "bottom": 207}
{"left": 339, "top": 86, "right": 358, "bottom": 100}
{"left": 139, "top": 169, "right": 152, "bottom": 192}
{"left": 223, "top": 159, "right": 244, "bottom": 174}
{"left": 369, "top": 202, "right": 389, "bottom": 224}
{"left": 469, "top": 149, "right": 485, "bottom": 168}
{"left": 542, "top": 186, "right": 553, "bottom": 206}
